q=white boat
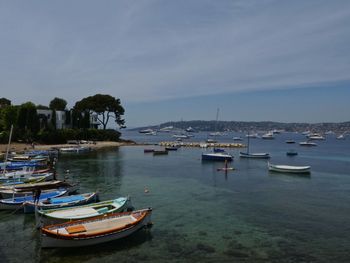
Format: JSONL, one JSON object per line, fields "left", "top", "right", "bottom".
{"left": 336, "top": 134, "right": 345, "bottom": 140}
{"left": 185, "top": 127, "right": 195, "bottom": 132}
{"left": 268, "top": 163, "right": 311, "bottom": 174}
{"left": 262, "top": 132, "right": 274, "bottom": 140}
{"left": 233, "top": 137, "right": 243, "bottom": 141}
{"left": 158, "top": 126, "right": 173, "bottom": 132}
{"left": 172, "top": 134, "right": 189, "bottom": 139}
{"left": 209, "top": 132, "right": 223, "bottom": 137}
{"left": 240, "top": 132, "right": 270, "bottom": 159}
{"left": 307, "top": 133, "right": 325, "bottom": 140}
{"left": 144, "top": 131, "right": 157, "bottom": 135}
{"left": 246, "top": 133, "right": 258, "bottom": 138}
{"left": 41, "top": 208, "right": 153, "bottom": 248}
{"left": 299, "top": 141, "right": 317, "bottom": 146}
{"left": 139, "top": 128, "right": 154, "bottom": 134}
{"left": 59, "top": 146, "right": 90, "bottom": 153}
{"left": 35, "top": 197, "right": 131, "bottom": 226}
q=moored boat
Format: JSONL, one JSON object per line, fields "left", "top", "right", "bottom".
{"left": 239, "top": 152, "right": 270, "bottom": 159}
{"left": 307, "top": 133, "right": 325, "bottom": 140}
{"left": 268, "top": 162, "right": 311, "bottom": 174}
{"left": 41, "top": 208, "right": 152, "bottom": 248}
{"left": 201, "top": 152, "right": 233, "bottom": 162}
{"left": 165, "top": 146, "right": 179, "bottom": 151}
{"left": 285, "top": 140, "right": 296, "bottom": 144}
{"left": 59, "top": 146, "right": 90, "bottom": 153}
{"left": 0, "top": 180, "right": 79, "bottom": 198}
{"left": 262, "top": 132, "right": 275, "bottom": 139}
{"left": 153, "top": 150, "right": 168, "bottom": 155}
{"left": 286, "top": 150, "right": 298, "bottom": 156}
{"left": 299, "top": 141, "right": 317, "bottom": 147}
{"left": 23, "top": 192, "right": 99, "bottom": 214}
{"left": 0, "top": 189, "right": 67, "bottom": 211}
{"left": 35, "top": 197, "right": 131, "bottom": 227}
{"left": 240, "top": 132, "right": 270, "bottom": 159}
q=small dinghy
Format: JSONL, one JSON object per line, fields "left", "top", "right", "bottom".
{"left": 202, "top": 152, "right": 233, "bottom": 162}
{"left": 23, "top": 192, "right": 99, "bottom": 214}
{"left": 36, "top": 197, "right": 131, "bottom": 227}
{"left": 268, "top": 162, "right": 311, "bottom": 174}
{"left": 286, "top": 150, "right": 298, "bottom": 156}
{"left": 41, "top": 208, "right": 152, "bottom": 248}
{"left": 0, "top": 189, "right": 67, "bottom": 211}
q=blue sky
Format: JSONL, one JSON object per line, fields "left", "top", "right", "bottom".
{"left": 0, "top": 0, "right": 349, "bottom": 127}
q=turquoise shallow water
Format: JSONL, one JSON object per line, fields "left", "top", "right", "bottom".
{"left": 1, "top": 132, "right": 350, "bottom": 262}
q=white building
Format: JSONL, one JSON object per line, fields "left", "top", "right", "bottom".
{"left": 37, "top": 109, "right": 100, "bottom": 130}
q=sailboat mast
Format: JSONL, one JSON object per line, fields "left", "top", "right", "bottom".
{"left": 247, "top": 131, "right": 250, "bottom": 154}
{"left": 4, "top": 125, "right": 13, "bottom": 174}
{"left": 215, "top": 108, "right": 219, "bottom": 134}
{"left": 4, "top": 125, "right": 13, "bottom": 163}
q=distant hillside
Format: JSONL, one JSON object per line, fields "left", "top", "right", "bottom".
{"left": 133, "top": 120, "right": 350, "bottom": 133}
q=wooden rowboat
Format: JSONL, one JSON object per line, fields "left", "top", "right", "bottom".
{"left": 23, "top": 192, "right": 99, "bottom": 214}
{"left": 36, "top": 197, "right": 131, "bottom": 227}
{"left": 0, "top": 180, "right": 78, "bottom": 198}
{"left": 239, "top": 152, "right": 270, "bottom": 159}
{"left": 268, "top": 162, "right": 311, "bottom": 174}
{"left": 0, "top": 189, "right": 67, "bottom": 211}
{"left": 41, "top": 208, "right": 152, "bottom": 248}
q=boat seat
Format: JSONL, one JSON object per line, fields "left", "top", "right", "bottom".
{"left": 65, "top": 225, "right": 86, "bottom": 234}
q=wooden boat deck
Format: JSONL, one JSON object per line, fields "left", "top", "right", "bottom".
{"left": 54, "top": 215, "right": 137, "bottom": 236}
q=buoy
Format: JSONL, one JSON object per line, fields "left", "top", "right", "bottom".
{"left": 144, "top": 187, "right": 149, "bottom": 193}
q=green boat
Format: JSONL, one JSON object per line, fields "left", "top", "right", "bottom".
{"left": 35, "top": 197, "right": 131, "bottom": 227}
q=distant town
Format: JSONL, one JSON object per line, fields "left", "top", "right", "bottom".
{"left": 134, "top": 120, "right": 350, "bottom": 134}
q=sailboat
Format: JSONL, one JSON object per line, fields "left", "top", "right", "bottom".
{"left": 202, "top": 109, "right": 233, "bottom": 162}
{"left": 239, "top": 132, "right": 270, "bottom": 159}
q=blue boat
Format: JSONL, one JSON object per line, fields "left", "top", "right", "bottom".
{"left": 201, "top": 152, "right": 233, "bottom": 162}
{"left": 286, "top": 150, "right": 298, "bottom": 156}
{"left": 23, "top": 192, "right": 99, "bottom": 213}
{"left": 0, "top": 189, "right": 67, "bottom": 211}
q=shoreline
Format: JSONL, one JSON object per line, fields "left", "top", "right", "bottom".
{"left": 0, "top": 141, "right": 138, "bottom": 153}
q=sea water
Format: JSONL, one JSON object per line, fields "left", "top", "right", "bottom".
{"left": 0, "top": 131, "right": 349, "bottom": 262}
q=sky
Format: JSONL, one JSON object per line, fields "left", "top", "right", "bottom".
{"left": 0, "top": 0, "right": 349, "bottom": 127}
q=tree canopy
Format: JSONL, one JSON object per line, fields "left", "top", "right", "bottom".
{"left": 74, "top": 94, "right": 125, "bottom": 130}
{"left": 0, "top": 97, "right": 11, "bottom": 108}
{"left": 49, "top": 97, "right": 67, "bottom": 111}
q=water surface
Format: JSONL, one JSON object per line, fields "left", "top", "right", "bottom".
{"left": 1, "top": 131, "right": 350, "bottom": 262}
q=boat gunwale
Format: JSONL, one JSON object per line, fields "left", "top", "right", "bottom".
{"left": 37, "top": 197, "right": 128, "bottom": 218}
{"left": 42, "top": 208, "right": 152, "bottom": 240}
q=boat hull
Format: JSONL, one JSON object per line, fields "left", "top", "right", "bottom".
{"left": 41, "top": 209, "right": 152, "bottom": 248}
{"left": 239, "top": 152, "right": 270, "bottom": 159}
{"left": 201, "top": 153, "right": 233, "bottom": 162}
{"left": 23, "top": 192, "right": 99, "bottom": 214}
{"left": 268, "top": 164, "right": 311, "bottom": 174}
{"left": 35, "top": 197, "right": 131, "bottom": 227}
{"left": 0, "top": 190, "right": 67, "bottom": 211}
